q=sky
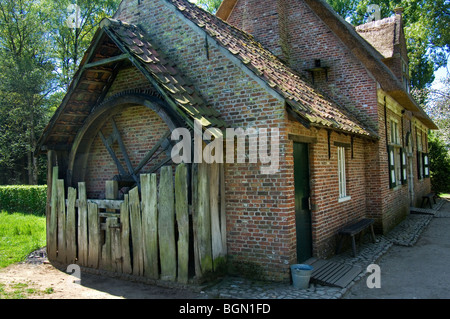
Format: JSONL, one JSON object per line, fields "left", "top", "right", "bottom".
{"left": 432, "top": 63, "right": 449, "bottom": 91}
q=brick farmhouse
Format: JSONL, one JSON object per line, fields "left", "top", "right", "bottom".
{"left": 37, "top": 0, "right": 437, "bottom": 282}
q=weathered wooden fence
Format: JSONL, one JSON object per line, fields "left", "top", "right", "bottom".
{"left": 47, "top": 163, "right": 227, "bottom": 283}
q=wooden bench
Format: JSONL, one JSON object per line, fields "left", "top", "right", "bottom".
{"left": 421, "top": 192, "right": 438, "bottom": 209}
{"left": 336, "top": 218, "right": 376, "bottom": 257}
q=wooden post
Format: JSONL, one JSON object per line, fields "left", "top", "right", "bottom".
{"left": 191, "top": 163, "right": 201, "bottom": 278}
{"left": 88, "top": 202, "right": 100, "bottom": 269}
{"left": 110, "top": 217, "right": 122, "bottom": 273}
{"left": 103, "top": 217, "right": 113, "bottom": 271}
{"left": 102, "top": 181, "right": 118, "bottom": 271}
{"left": 175, "top": 164, "right": 189, "bottom": 284}
{"left": 129, "top": 187, "right": 143, "bottom": 276}
{"left": 46, "top": 152, "right": 56, "bottom": 260}
{"left": 66, "top": 187, "right": 77, "bottom": 264}
{"left": 48, "top": 166, "right": 59, "bottom": 261}
{"left": 120, "top": 194, "right": 132, "bottom": 274}
{"left": 141, "top": 174, "right": 159, "bottom": 279}
{"left": 77, "top": 183, "right": 88, "bottom": 266}
{"left": 56, "top": 179, "right": 66, "bottom": 263}
{"left": 106, "top": 180, "right": 118, "bottom": 200}
{"left": 209, "top": 163, "right": 223, "bottom": 270}
{"left": 220, "top": 163, "right": 227, "bottom": 257}
{"left": 197, "top": 162, "right": 212, "bottom": 274}
{"left": 158, "top": 166, "right": 176, "bottom": 282}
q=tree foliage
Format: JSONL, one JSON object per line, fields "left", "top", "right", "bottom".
{"left": 0, "top": 0, "right": 120, "bottom": 185}
{"left": 0, "top": 0, "right": 57, "bottom": 184}
{"left": 47, "top": 0, "right": 120, "bottom": 89}
{"left": 429, "top": 132, "right": 450, "bottom": 193}
{"left": 194, "top": 0, "right": 222, "bottom": 13}
{"left": 414, "top": 74, "right": 450, "bottom": 194}
{"left": 422, "top": 77, "right": 450, "bottom": 148}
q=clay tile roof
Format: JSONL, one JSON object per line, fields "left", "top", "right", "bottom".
{"left": 355, "top": 17, "right": 397, "bottom": 59}
{"left": 168, "top": 0, "right": 377, "bottom": 138}
{"left": 102, "top": 18, "right": 227, "bottom": 134}
{"left": 37, "top": 17, "right": 228, "bottom": 151}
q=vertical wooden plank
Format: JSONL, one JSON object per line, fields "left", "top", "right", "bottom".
{"left": 197, "top": 162, "right": 212, "bottom": 273}
{"left": 77, "top": 182, "right": 88, "bottom": 266}
{"left": 191, "top": 163, "right": 202, "bottom": 279}
{"left": 45, "top": 153, "right": 55, "bottom": 260}
{"left": 105, "top": 180, "right": 118, "bottom": 201}
{"left": 102, "top": 217, "right": 113, "bottom": 271}
{"left": 209, "top": 163, "right": 223, "bottom": 270}
{"left": 158, "top": 166, "right": 176, "bottom": 282}
{"left": 110, "top": 217, "right": 122, "bottom": 273}
{"left": 120, "top": 194, "right": 132, "bottom": 274}
{"left": 220, "top": 163, "right": 227, "bottom": 257}
{"left": 56, "top": 179, "right": 66, "bottom": 263}
{"left": 48, "top": 166, "right": 58, "bottom": 261}
{"left": 175, "top": 164, "right": 189, "bottom": 284}
{"left": 129, "top": 187, "right": 143, "bottom": 276}
{"left": 66, "top": 187, "right": 77, "bottom": 264}
{"left": 141, "top": 174, "right": 159, "bottom": 279}
{"left": 88, "top": 202, "right": 100, "bottom": 269}
{"left": 102, "top": 181, "right": 118, "bottom": 271}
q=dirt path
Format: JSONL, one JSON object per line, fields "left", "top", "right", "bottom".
{"left": 0, "top": 251, "right": 206, "bottom": 299}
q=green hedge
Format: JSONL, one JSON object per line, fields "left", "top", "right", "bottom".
{"left": 0, "top": 185, "right": 47, "bottom": 216}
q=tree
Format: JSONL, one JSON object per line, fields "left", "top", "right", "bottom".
{"left": 413, "top": 73, "right": 450, "bottom": 194}
{"left": 0, "top": 0, "right": 121, "bottom": 185}
{"left": 429, "top": 132, "right": 450, "bottom": 193}
{"left": 0, "top": 0, "right": 57, "bottom": 185}
{"left": 325, "top": 0, "right": 450, "bottom": 91}
{"left": 422, "top": 76, "right": 450, "bottom": 150}
{"left": 47, "top": 0, "right": 121, "bottom": 89}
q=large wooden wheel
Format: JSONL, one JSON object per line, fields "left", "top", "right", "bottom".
{"left": 68, "top": 92, "right": 183, "bottom": 194}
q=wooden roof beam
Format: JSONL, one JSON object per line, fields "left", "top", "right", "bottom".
{"left": 83, "top": 53, "right": 129, "bottom": 70}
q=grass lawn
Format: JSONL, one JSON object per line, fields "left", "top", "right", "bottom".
{"left": 0, "top": 211, "right": 46, "bottom": 269}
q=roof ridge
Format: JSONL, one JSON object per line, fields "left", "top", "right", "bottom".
{"left": 355, "top": 16, "right": 396, "bottom": 31}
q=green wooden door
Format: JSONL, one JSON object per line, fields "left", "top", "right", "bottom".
{"left": 293, "top": 142, "right": 312, "bottom": 263}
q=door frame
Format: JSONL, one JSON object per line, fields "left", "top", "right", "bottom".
{"left": 292, "top": 140, "right": 313, "bottom": 263}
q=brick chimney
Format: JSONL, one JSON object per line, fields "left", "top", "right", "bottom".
{"left": 226, "top": 0, "right": 291, "bottom": 62}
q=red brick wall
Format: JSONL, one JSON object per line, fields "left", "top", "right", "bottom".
{"left": 226, "top": 0, "right": 433, "bottom": 234}
{"left": 106, "top": 66, "right": 152, "bottom": 97}
{"left": 227, "top": 0, "right": 380, "bottom": 131}
{"left": 287, "top": 121, "right": 369, "bottom": 257}
{"left": 115, "top": 0, "right": 297, "bottom": 281}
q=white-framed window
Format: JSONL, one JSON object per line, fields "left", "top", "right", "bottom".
{"left": 416, "top": 130, "right": 429, "bottom": 180}
{"left": 390, "top": 119, "right": 400, "bottom": 145}
{"left": 424, "top": 154, "right": 429, "bottom": 177}
{"left": 388, "top": 118, "right": 407, "bottom": 188}
{"left": 337, "top": 146, "right": 350, "bottom": 202}
{"left": 417, "top": 131, "right": 423, "bottom": 152}
{"left": 402, "top": 59, "right": 410, "bottom": 93}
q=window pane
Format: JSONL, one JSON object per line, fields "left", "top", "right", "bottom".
{"left": 338, "top": 147, "right": 346, "bottom": 198}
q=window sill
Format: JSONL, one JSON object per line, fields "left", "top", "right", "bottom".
{"left": 338, "top": 196, "right": 351, "bottom": 203}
